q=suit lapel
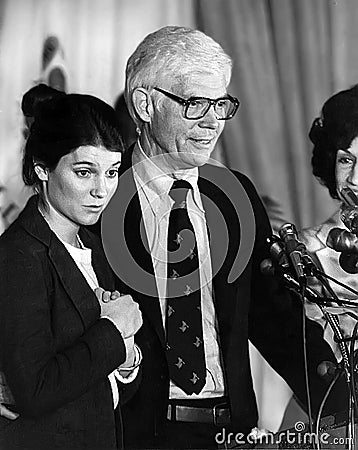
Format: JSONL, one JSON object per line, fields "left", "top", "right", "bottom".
{"left": 103, "top": 162, "right": 165, "bottom": 345}
{"left": 124, "top": 174, "right": 166, "bottom": 346}
{"left": 198, "top": 166, "right": 242, "bottom": 343}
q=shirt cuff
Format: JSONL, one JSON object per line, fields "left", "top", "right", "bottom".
{"left": 115, "top": 365, "right": 140, "bottom": 384}
{"left": 114, "top": 344, "right": 142, "bottom": 384}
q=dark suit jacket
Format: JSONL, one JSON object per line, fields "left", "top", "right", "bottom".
{"left": 0, "top": 196, "right": 128, "bottom": 449}
{"left": 101, "top": 153, "right": 338, "bottom": 448}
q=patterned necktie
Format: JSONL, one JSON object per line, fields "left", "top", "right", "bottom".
{"left": 165, "top": 179, "right": 206, "bottom": 395}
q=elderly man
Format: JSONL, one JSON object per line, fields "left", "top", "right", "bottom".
{"left": 98, "top": 26, "right": 343, "bottom": 449}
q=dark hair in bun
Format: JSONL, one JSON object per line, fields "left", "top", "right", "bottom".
{"left": 21, "top": 84, "right": 65, "bottom": 118}
{"left": 22, "top": 84, "right": 124, "bottom": 189}
{"left": 309, "top": 84, "right": 358, "bottom": 199}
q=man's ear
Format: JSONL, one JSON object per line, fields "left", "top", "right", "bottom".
{"left": 34, "top": 163, "right": 49, "bottom": 182}
{"left": 132, "top": 88, "right": 153, "bottom": 123}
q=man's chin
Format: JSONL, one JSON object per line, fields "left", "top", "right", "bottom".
{"left": 178, "top": 151, "right": 212, "bottom": 168}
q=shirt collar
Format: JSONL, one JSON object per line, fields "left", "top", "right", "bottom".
{"left": 132, "top": 140, "right": 204, "bottom": 213}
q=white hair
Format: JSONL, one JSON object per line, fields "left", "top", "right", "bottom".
{"left": 125, "top": 26, "right": 232, "bottom": 125}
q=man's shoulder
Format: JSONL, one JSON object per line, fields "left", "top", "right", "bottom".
{"left": 199, "top": 163, "right": 258, "bottom": 197}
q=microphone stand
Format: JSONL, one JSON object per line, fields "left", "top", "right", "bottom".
{"left": 286, "top": 265, "right": 357, "bottom": 450}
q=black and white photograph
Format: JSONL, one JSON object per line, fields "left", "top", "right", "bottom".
{"left": 0, "top": 1, "right": 357, "bottom": 449}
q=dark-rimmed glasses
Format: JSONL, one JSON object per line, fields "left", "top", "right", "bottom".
{"left": 153, "top": 87, "right": 240, "bottom": 120}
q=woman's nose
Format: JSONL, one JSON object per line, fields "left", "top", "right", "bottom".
{"left": 348, "top": 164, "right": 358, "bottom": 186}
{"left": 91, "top": 176, "right": 107, "bottom": 197}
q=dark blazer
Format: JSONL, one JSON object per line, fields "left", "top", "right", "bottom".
{"left": 0, "top": 196, "right": 128, "bottom": 449}
{"left": 101, "top": 153, "right": 338, "bottom": 448}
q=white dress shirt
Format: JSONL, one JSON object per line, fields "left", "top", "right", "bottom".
{"left": 132, "top": 142, "right": 226, "bottom": 399}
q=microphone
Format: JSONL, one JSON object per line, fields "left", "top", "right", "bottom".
{"left": 340, "top": 186, "right": 358, "bottom": 207}
{"left": 260, "top": 256, "right": 323, "bottom": 302}
{"left": 340, "top": 187, "right": 358, "bottom": 235}
{"left": 326, "top": 228, "right": 358, "bottom": 273}
{"left": 279, "top": 223, "right": 306, "bottom": 284}
{"left": 259, "top": 258, "right": 276, "bottom": 277}
{"left": 317, "top": 360, "right": 342, "bottom": 384}
{"left": 326, "top": 228, "right": 358, "bottom": 253}
{"left": 339, "top": 253, "right": 358, "bottom": 274}
{"left": 325, "top": 188, "right": 358, "bottom": 272}
{"left": 267, "top": 235, "right": 290, "bottom": 269}
{"left": 340, "top": 206, "right": 358, "bottom": 235}
{"left": 260, "top": 235, "right": 290, "bottom": 276}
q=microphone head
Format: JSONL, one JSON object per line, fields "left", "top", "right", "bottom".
{"left": 317, "top": 360, "right": 340, "bottom": 383}
{"left": 326, "top": 227, "right": 358, "bottom": 252}
{"left": 339, "top": 252, "right": 358, "bottom": 274}
{"left": 326, "top": 228, "right": 346, "bottom": 251}
{"left": 260, "top": 258, "right": 275, "bottom": 276}
{"left": 340, "top": 187, "right": 358, "bottom": 207}
{"left": 266, "top": 235, "right": 289, "bottom": 268}
{"left": 341, "top": 205, "right": 358, "bottom": 235}
{"left": 278, "top": 223, "right": 306, "bottom": 254}
{"left": 278, "top": 223, "right": 297, "bottom": 241}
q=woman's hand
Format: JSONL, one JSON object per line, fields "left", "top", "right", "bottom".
{"left": 95, "top": 288, "right": 121, "bottom": 303}
{"left": 0, "top": 403, "right": 19, "bottom": 420}
{"left": 94, "top": 288, "right": 143, "bottom": 338}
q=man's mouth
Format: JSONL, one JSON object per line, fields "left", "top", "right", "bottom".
{"left": 190, "top": 137, "right": 215, "bottom": 145}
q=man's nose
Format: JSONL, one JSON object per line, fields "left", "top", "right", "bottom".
{"left": 198, "top": 105, "right": 220, "bottom": 129}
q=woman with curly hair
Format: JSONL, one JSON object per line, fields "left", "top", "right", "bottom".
{"left": 300, "top": 84, "right": 358, "bottom": 360}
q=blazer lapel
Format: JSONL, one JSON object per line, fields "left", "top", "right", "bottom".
{"left": 80, "top": 228, "right": 115, "bottom": 291}
{"left": 19, "top": 196, "right": 100, "bottom": 330}
{"left": 48, "top": 239, "right": 100, "bottom": 329}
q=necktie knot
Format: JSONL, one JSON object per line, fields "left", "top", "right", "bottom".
{"left": 169, "top": 180, "right": 192, "bottom": 205}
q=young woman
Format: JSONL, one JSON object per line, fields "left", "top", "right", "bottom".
{"left": 0, "top": 84, "right": 142, "bottom": 449}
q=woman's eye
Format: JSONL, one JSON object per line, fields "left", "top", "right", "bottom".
{"left": 107, "top": 169, "right": 119, "bottom": 178}
{"left": 338, "top": 157, "right": 354, "bottom": 165}
{"left": 75, "top": 170, "right": 91, "bottom": 178}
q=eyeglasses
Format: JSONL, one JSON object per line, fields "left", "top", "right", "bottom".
{"left": 153, "top": 87, "right": 240, "bottom": 120}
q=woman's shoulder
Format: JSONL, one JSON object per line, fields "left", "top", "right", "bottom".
{"left": 0, "top": 219, "right": 46, "bottom": 260}
{"left": 299, "top": 211, "right": 340, "bottom": 253}
{"left": 0, "top": 196, "right": 50, "bottom": 256}
{"left": 299, "top": 225, "right": 321, "bottom": 244}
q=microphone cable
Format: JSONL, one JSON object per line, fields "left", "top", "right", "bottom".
{"left": 315, "top": 369, "right": 341, "bottom": 450}
{"left": 349, "top": 321, "right": 358, "bottom": 418}
{"left": 313, "top": 268, "right": 358, "bottom": 298}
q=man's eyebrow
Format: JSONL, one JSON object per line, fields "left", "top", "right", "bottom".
{"left": 186, "top": 93, "right": 228, "bottom": 99}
